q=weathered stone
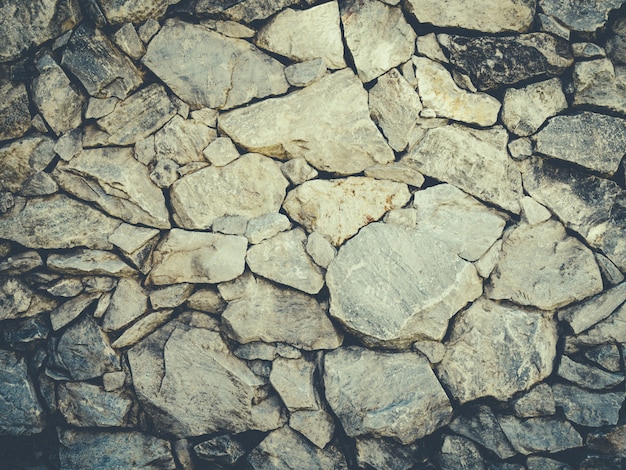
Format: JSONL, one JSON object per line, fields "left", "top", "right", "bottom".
{"left": 497, "top": 415, "right": 583, "bottom": 455}
{"left": 195, "top": 0, "right": 300, "bottom": 22}
{"left": 202, "top": 137, "right": 239, "bottom": 167}
{"left": 112, "top": 23, "right": 145, "bottom": 59}
{"left": 585, "top": 344, "right": 622, "bottom": 372}
{"left": 324, "top": 346, "right": 452, "bottom": 443}
{"left": 514, "top": 383, "right": 556, "bottom": 418}
{"left": 149, "top": 284, "right": 193, "bottom": 310}
{"left": 150, "top": 158, "right": 179, "bottom": 188}
{"left": 212, "top": 215, "right": 247, "bottom": 236}
{"left": 101, "top": 278, "right": 148, "bottom": 332}
{"left": 596, "top": 253, "right": 625, "bottom": 285}
{"left": 284, "top": 177, "right": 410, "bottom": 246}
{"left": 194, "top": 435, "right": 247, "bottom": 465}
{"left": 502, "top": 78, "right": 567, "bottom": 136}
{"left": 558, "top": 356, "right": 623, "bottom": 390}
{"left": 281, "top": 159, "right": 318, "bottom": 186}
{"left": 574, "top": 42, "right": 606, "bottom": 59}
{"left": 364, "top": 162, "right": 425, "bottom": 188}
{"left": 285, "top": 59, "right": 327, "bottom": 88}
{"left": 0, "top": 251, "right": 43, "bottom": 276}
{"left": 0, "top": 82, "right": 31, "bottom": 141}
{"left": 222, "top": 279, "right": 341, "bottom": 350}
{"left": 572, "top": 59, "right": 626, "bottom": 115}
{"left": 171, "top": 153, "right": 287, "bottom": 230}
{"left": 552, "top": 383, "right": 624, "bottom": 427}
{"left": 144, "top": 19, "right": 288, "bottom": 109}
{"left": 62, "top": 23, "right": 142, "bottom": 99}
{"left": 85, "top": 97, "right": 118, "bottom": 120}
{"left": 219, "top": 69, "right": 394, "bottom": 175}
{"left": 587, "top": 425, "right": 626, "bottom": 458}
{"left": 608, "top": 18, "right": 626, "bottom": 63}
{"left": 270, "top": 358, "right": 318, "bottom": 411}
{"left": 355, "top": 437, "right": 423, "bottom": 470}
{"left": 148, "top": 229, "right": 247, "bottom": 285}
{"left": 405, "top": 0, "right": 535, "bottom": 33}
{"left": 439, "top": 435, "right": 486, "bottom": 470}
{"left": 305, "top": 232, "right": 336, "bottom": 269}
{"left": 255, "top": 2, "right": 345, "bottom": 69}
{"left": 508, "top": 137, "right": 534, "bottom": 161}
{"left": 3, "top": 314, "right": 50, "bottom": 346}
{"left": 520, "top": 196, "right": 552, "bottom": 225}
{"left": 111, "top": 309, "right": 174, "bottom": 349}
{"left": 245, "top": 213, "right": 291, "bottom": 245}
{"left": 527, "top": 457, "right": 574, "bottom": 470}
{"left": 57, "top": 381, "right": 134, "bottom": 427}
{"left": 405, "top": 124, "right": 522, "bottom": 214}
{"left": 108, "top": 224, "right": 160, "bottom": 272}
{"left": 568, "top": 302, "right": 626, "bottom": 350}
{"left": 103, "top": 371, "right": 126, "bottom": 391}
{"left": 438, "top": 33, "right": 573, "bottom": 91}
{"left": 204, "top": 19, "right": 255, "bottom": 38}
{"left": 383, "top": 208, "right": 417, "bottom": 227}
{"left": 185, "top": 288, "right": 225, "bottom": 314}
{"left": 559, "top": 282, "right": 626, "bottom": 335}
{"left": 99, "top": 0, "right": 179, "bottom": 24}
{"left": 50, "top": 292, "right": 100, "bottom": 331}
{"left": 48, "top": 250, "right": 135, "bottom": 277}
{"left": 138, "top": 18, "right": 160, "bottom": 43}
{"left": 0, "top": 135, "right": 56, "bottom": 193}
{"left": 437, "top": 298, "right": 557, "bottom": 404}
{"left": 290, "top": 408, "right": 336, "bottom": 449}
{"left": 539, "top": 0, "right": 623, "bottom": 32}
{"left": 21, "top": 172, "right": 58, "bottom": 196}
{"left": 154, "top": 115, "right": 215, "bottom": 165}
{"left": 538, "top": 12, "right": 571, "bottom": 39}
{"left": 218, "top": 271, "right": 257, "bottom": 301}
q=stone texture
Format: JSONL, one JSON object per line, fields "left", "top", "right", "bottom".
{"left": 439, "top": 435, "right": 486, "bottom": 470}
{"left": 568, "top": 302, "right": 626, "bottom": 349}
{"left": 497, "top": 415, "right": 583, "bottom": 455}
{"left": 585, "top": 344, "right": 622, "bottom": 371}
{"left": 551, "top": 384, "right": 624, "bottom": 427}
{"left": 202, "top": 136, "right": 239, "bottom": 167}
{"left": 559, "top": 282, "right": 626, "bottom": 335}
{"left": 306, "top": 232, "right": 337, "bottom": 269}
{"left": 324, "top": 346, "right": 453, "bottom": 444}
{"left": 0, "top": 135, "right": 56, "bottom": 194}
{"left": 539, "top": 0, "right": 624, "bottom": 32}
{"left": 101, "top": 278, "right": 148, "bottom": 332}
{"left": 285, "top": 59, "right": 327, "bottom": 87}
{"left": 149, "top": 284, "right": 193, "bottom": 310}
{"left": 290, "top": 408, "right": 336, "bottom": 449}
{"left": 572, "top": 58, "right": 626, "bottom": 115}
{"left": 57, "top": 381, "right": 134, "bottom": 427}
{"left": 154, "top": 115, "right": 216, "bottom": 165}
{"left": 270, "top": 358, "right": 318, "bottom": 411}
{"left": 112, "top": 23, "right": 145, "bottom": 60}
{"left": 219, "top": 69, "right": 394, "bottom": 175}
{"left": 245, "top": 213, "right": 291, "bottom": 245}
{"left": 437, "top": 298, "right": 557, "bottom": 404}
{"left": 0, "top": 82, "right": 31, "bottom": 141}
{"left": 111, "top": 309, "right": 175, "bottom": 349}
{"left": 514, "top": 383, "right": 556, "bottom": 418}
{"left": 355, "top": 437, "right": 423, "bottom": 470}
{"left": 557, "top": 356, "right": 623, "bottom": 390}
{"left": 587, "top": 425, "right": 626, "bottom": 458}
{"left": 194, "top": 0, "right": 301, "bottom": 23}
{"left": 50, "top": 292, "right": 100, "bottom": 331}
{"left": 520, "top": 196, "right": 552, "bottom": 225}
{"left": 99, "top": 0, "right": 179, "bottom": 24}
{"left": 47, "top": 249, "right": 135, "bottom": 277}
{"left": 108, "top": 223, "right": 160, "bottom": 272}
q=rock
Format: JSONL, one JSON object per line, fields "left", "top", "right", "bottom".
{"left": 404, "top": 0, "right": 535, "bottom": 33}
{"left": 608, "top": 19, "right": 626, "bottom": 63}
{"left": 148, "top": 229, "right": 247, "bottom": 285}
{"left": 538, "top": 12, "right": 571, "bottom": 39}
{"left": 572, "top": 58, "right": 626, "bottom": 115}
{"left": 0, "top": 350, "right": 46, "bottom": 435}
{"left": 551, "top": 383, "right": 624, "bottom": 427}
{"left": 212, "top": 215, "right": 248, "bottom": 235}
{"left": 21, "top": 172, "right": 58, "bottom": 196}
{"left": 306, "top": 232, "right": 336, "bottom": 269}
{"left": 438, "top": 33, "right": 573, "bottom": 91}
{"left": 103, "top": 371, "right": 126, "bottom": 391}
{"left": 47, "top": 249, "right": 136, "bottom": 277}
{"left": 112, "top": 23, "right": 145, "bottom": 60}
{"left": 50, "top": 292, "right": 100, "bottom": 331}
{"left": 595, "top": 253, "right": 625, "bottom": 285}
{"left": 514, "top": 383, "right": 556, "bottom": 418}
{"left": 340, "top": 0, "right": 415, "bottom": 82}
{"left": 217, "top": 271, "right": 257, "bottom": 301}
{"left": 153, "top": 115, "right": 215, "bottom": 165}
{"left": 383, "top": 208, "right": 417, "bottom": 227}
{"left": 111, "top": 309, "right": 175, "bottom": 349}
{"left": 101, "top": 278, "right": 148, "bottom": 332}
{"left": 437, "top": 298, "right": 557, "bottom": 404}
{"left": 270, "top": 358, "right": 318, "bottom": 411}
{"left": 520, "top": 196, "right": 552, "bottom": 225}
{"left": 3, "top": 314, "right": 50, "bottom": 347}
{"left": 99, "top": 0, "right": 180, "bottom": 24}
{"left": 194, "top": 0, "right": 301, "bottom": 23}
{"left": 501, "top": 78, "right": 567, "bottom": 137}
{"left": 54, "top": 129, "right": 83, "bottom": 161}
{"left": 58, "top": 429, "right": 175, "bottom": 469}
{"left": 365, "top": 162, "right": 425, "bottom": 188}
{"left": 246, "top": 229, "right": 325, "bottom": 295}
{"left": 368, "top": 69, "right": 425, "bottom": 152}
{"left": 526, "top": 457, "right": 574, "bottom": 470}
{"left": 108, "top": 223, "right": 160, "bottom": 272}
{"left": 497, "top": 415, "right": 583, "bottom": 455}
{"left": 324, "top": 346, "right": 452, "bottom": 443}
{"left": 171, "top": 153, "right": 288, "bottom": 230}
{"left": 57, "top": 381, "right": 134, "bottom": 427}
{"left": 404, "top": 124, "right": 522, "bottom": 214}
{"left": 559, "top": 282, "right": 626, "bottom": 335}
{"left": 202, "top": 137, "right": 239, "bottom": 167}
{"left": 0, "top": 0, "right": 81, "bottom": 62}
{"left": 285, "top": 59, "right": 327, "bottom": 87}
{"left": 585, "top": 344, "right": 622, "bottom": 372}
{"left": 138, "top": 18, "right": 160, "bottom": 43}
{"left": 0, "top": 277, "right": 53, "bottom": 322}
{"left": 439, "top": 435, "right": 486, "bottom": 470}
{"left": 149, "top": 284, "right": 193, "bottom": 310}
{"left": 355, "top": 437, "right": 424, "bottom": 470}
{"left": 539, "top": 0, "right": 624, "bottom": 32}
{"left": 0, "top": 135, "right": 56, "bottom": 194}
{"left": 222, "top": 279, "right": 342, "bottom": 350}
{"left": 194, "top": 435, "right": 247, "bottom": 466}
{"left": 413, "top": 57, "right": 501, "bottom": 127}
{"left": 97, "top": 84, "right": 177, "bottom": 146}
{"left": 255, "top": 2, "right": 345, "bottom": 69}
{"left": 0, "top": 251, "right": 43, "bottom": 275}
{"left": 62, "top": 23, "right": 142, "bottom": 99}
{"left": 283, "top": 177, "right": 410, "bottom": 246}
{"left": 327, "top": 223, "right": 481, "bottom": 347}
{"left": 245, "top": 213, "right": 291, "bottom": 245}
{"left": 186, "top": 288, "right": 225, "bottom": 314}
{"left": 281, "top": 159, "right": 319, "bottom": 185}
{"left": 290, "top": 408, "right": 336, "bottom": 449}
{"left": 508, "top": 137, "right": 533, "bottom": 161}
{"left": 143, "top": 19, "right": 288, "bottom": 109}
{"left": 0, "top": 81, "right": 31, "bottom": 142}
{"left": 219, "top": 69, "right": 394, "bottom": 175}
{"left": 574, "top": 42, "right": 606, "bottom": 59}
{"left": 150, "top": 158, "right": 179, "bottom": 188}
{"left": 558, "top": 356, "right": 623, "bottom": 390}
{"left": 204, "top": 19, "right": 255, "bottom": 38}
{"left": 568, "top": 302, "right": 626, "bottom": 350}
{"left": 85, "top": 97, "right": 118, "bottom": 120}
{"left": 587, "top": 425, "right": 626, "bottom": 458}
{"left": 53, "top": 147, "right": 170, "bottom": 228}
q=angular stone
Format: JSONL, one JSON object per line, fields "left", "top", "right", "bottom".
{"left": 246, "top": 229, "right": 325, "bottom": 295}
{"left": 283, "top": 177, "right": 410, "bottom": 246}
{"left": 21, "top": 171, "right": 58, "bottom": 197}
{"left": 99, "top": 0, "right": 180, "bottom": 24}
{"left": 497, "top": 415, "right": 583, "bottom": 455}
{"left": 148, "top": 229, "right": 247, "bottom": 285}
{"left": 186, "top": 288, "right": 225, "bottom": 314}
{"left": 150, "top": 158, "right": 179, "bottom": 189}
{"left": 0, "top": 135, "right": 56, "bottom": 193}
{"left": 559, "top": 282, "right": 626, "bottom": 335}
{"left": 596, "top": 253, "right": 625, "bottom": 285}
{"left": 585, "top": 344, "right": 622, "bottom": 372}
{"left": 0, "top": 251, "right": 43, "bottom": 276}
{"left": 520, "top": 196, "right": 552, "bottom": 225}
{"left": 568, "top": 302, "right": 626, "bottom": 350}
{"left": 324, "top": 346, "right": 452, "bottom": 443}
{"left": 152, "top": 115, "right": 216, "bottom": 165}
{"left": 439, "top": 435, "right": 486, "bottom": 470}
{"left": 48, "top": 249, "right": 135, "bottom": 277}
{"left": 103, "top": 371, "right": 126, "bottom": 391}
{"left": 508, "top": 137, "right": 534, "bottom": 161}
{"left": 219, "top": 69, "right": 394, "bottom": 175}
{"left": 195, "top": 0, "right": 300, "bottom": 23}
{"left": 101, "top": 278, "right": 148, "bottom": 332}
{"left": 57, "top": 381, "right": 134, "bottom": 427}
{"left": 502, "top": 78, "right": 567, "bottom": 136}
{"left": 111, "top": 309, "right": 174, "bottom": 349}
{"left": 365, "top": 162, "right": 425, "bottom": 189}
{"left": 285, "top": 59, "right": 327, "bottom": 88}
{"left": 572, "top": 59, "right": 626, "bottom": 115}
{"left": 222, "top": 279, "right": 341, "bottom": 350}
{"left": 143, "top": 19, "right": 288, "bottom": 109}
{"left": 194, "top": 435, "right": 247, "bottom": 466}
{"left": 405, "top": 124, "right": 522, "bottom": 213}
{"left": 405, "top": 0, "right": 535, "bottom": 33}
{"left": 218, "top": 271, "right": 257, "bottom": 301}
{"left": 255, "top": 2, "right": 345, "bottom": 69}
{"left": 202, "top": 136, "right": 239, "bottom": 167}
{"left": 514, "top": 383, "right": 556, "bottom": 418}
{"left": 281, "top": 159, "right": 318, "bottom": 185}
{"left": 552, "top": 383, "right": 624, "bottom": 427}
{"left": 62, "top": 23, "right": 142, "bottom": 99}
{"left": 0, "top": 82, "right": 31, "bottom": 141}
{"left": 108, "top": 223, "right": 160, "bottom": 272}
{"left": 355, "top": 437, "right": 423, "bottom": 470}
{"left": 112, "top": 23, "right": 145, "bottom": 59}
{"left": 539, "top": 0, "right": 623, "bottom": 32}
{"left": 558, "top": 356, "right": 623, "bottom": 390}
{"left": 50, "top": 292, "right": 100, "bottom": 331}
{"left": 439, "top": 33, "right": 573, "bottom": 91}
{"left": 0, "top": 278, "right": 34, "bottom": 321}
{"left": 587, "top": 425, "right": 626, "bottom": 458}
{"left": 204, "top": 19, "right": 255, "bottom": 38}
{"left": 290, "top": 408, "right": 336, "bottom": 449}
{"left": 149, "top": 284, "right": 193, "bottom": 310}
{"left": 437, "top": 298, "right": 557, "bottom": 404}
{"left": 306, "top": 232, "right": 336, "bottom": 269}
{"left": 245, "top": 213, "right": 291, "bottom": 245}
{"left": 270, "top": 358, "right": 317, "bottom": 411}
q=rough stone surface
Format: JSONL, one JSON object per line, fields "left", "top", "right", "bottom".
{"left": 551, "top": 384, "right": 624, "bottom": 427}
{"left": 0, "top": 135, "right": 56, "bottom": 194}
{"left": 270, "top": 358, "right": 318, "bottom": 411}
{"left": 539, "top": 0, "right": 624, "bottom": 32}
{"left": 194, "top": 0, "right": 301, "bottom": 23}
{"left": 285, "top": 59, "right": 327, "bottom": 87}
{"left": 0, "top": 82, "right": 31, "bottom": 141}
{"left": 47, "top": 249, "right": 135, "bottom": 277}
{"left": 99, "top": 0, "right": 179, "bottom": 24}
{"left": 57, "top": 381, "right": 134, "bottom": 427}
{"left": 355, "top": 437, "right": 423, "bottom": 470}
{"left": 514, "top": 383, "right": 556, "bottom": 418}
{"left": 557, "top": 356, "right": 623, "bottom": 390}
{"left": 245, "top": 213, "right": 291, "bottom": 245}
{"left": 439, "top": 435, "right": 486, "bottom": 470}
{"left": 290, "top": 408, "right": 336, "bottom": 449}
{"left": 572, "top": 58, "right": 626, "bottom": 115}
{"left": 497, "top": 415, "right": 583, "bottom": 455}
{"left": 154, "top": 115, "right": 215, "bottom": 165}
{"left": 559, "top": 282, "right": 626, "bottom": 335}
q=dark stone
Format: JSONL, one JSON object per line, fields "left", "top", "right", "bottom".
{"left": 438, "top": 435, "right": 486, "bottom": 470}
{"left": 2, "top": 314, "right": 50, "bottom": 347}
{"left": 0, "top": 82, "right": 31, "bottom": 142}
{"left": 587, "top": 424, "right": 626, "bottom": 457}
{"left": 540, "top": 0, "right": 624, "bottom": 32}
{"left": 195, "top": 0, "right": 300, "bottom": 22}
{"left": 584, "top": 344, "right": 622, "bottom": 372}
{"left": 355, "top": 436, "right": 425, "bottom": 470}
{"left": 607, "top": 17, "right": 626, "bottom": 64}
{"left": 194, "top": 435, "right": 247, "bottom": 465}
{"left": 497, "top": 415, "right": 583, "bottom": 455}
{"left": 552, "top": 383, "right": 624, "bottom": 427}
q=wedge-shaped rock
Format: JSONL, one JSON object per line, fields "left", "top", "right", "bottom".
{"left": 154, "top": 115, "right": 216, "bottom": 165}
{"left": 540, "top": 0, "right": 623, "bottom": 32}
{"left": 290, "top": 408, "right": 336, "bottom": 449}
{"left": 0, "top": 82, "right": 31, "bottom": 141}
{"left": 488, "top": 220, "right": 602, "bottom": 310}
{"left": 255, "top": 2, "right": 345, "bottom": 69}
{"left": 437, "top": 298, "right": 557, "bottom": 404}
{"left": 219, "top": 69, "right": 394, "bottom": 175}
{"left": 102, "top": 278, "right": 148, "bottom": 332}
{"left": 148, "top": 229, "right": 247, "bottom": 285}
{"left": 559, "top": 282, "right": 626, "bottom": 334}
{"left": 283, "top": 177, "right": 410, "bottom": 246}
{"left": 326, "top": 223, "right": 482, "bottom": 347}
{"left": 108, "top": 223, "right": 160, "bottom": 272}
{"left": 324, "top": 346, "right": 453, "bottom": 444}
{"left": 404, "top": 124, "right": 522, "bottom": 214}
{"left": 405, "top": 0, "right": 535, "bottom": 33}
{"left": 195, "top": 0, "right": 300, "bottom": 22}
{"left": 143, "top": 19, "right": 288, "bottom": 109}
{"left": 551, "top": 384, "right": 624, "bottom": 427}
{"left": 0, "top": 135, "right": 55, "bottom": 193}
{"left": 439, "top": 33, "right": 573, "bottom": 91}
{"left": 270, "top": 358, "right": 318, "bottom": 411}
{"left": 340, "top": 0, "right": 416, "bottom": 82}
{"left": 48, "top": 249, "right": 136, "bottom": 277}
{"left": 171, "top": 153, "right": 288, "bottom": 230}
{"left": 53, "top": 147, "right": 170, "bottom": 228}
{"left": 222, "top": 279, "right": 341, "bottom": 350}
{"left": 573, "top": 59, "right": 626, "bottom": 114}
{"left": 57, "top": 381, "right": 134, "bottom": 427}
{"left": 534, "top": 112, "right": 626, "bottom": 176}
{"left": 99, "top": 0, "right": 180, "bottom": 24}
{"left": 497, "top": 416, "right": 582, "bottom": 455}
{"left": 568, "top": 302, "right": 626, "bottom": 349}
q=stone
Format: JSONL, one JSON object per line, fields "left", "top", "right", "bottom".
{"left": 138, "top": 18, "right": 160, "bottom": 43}
{"left": 497, "top": 415, "right": 583, "bottom": 455}
{"left": 439, "top": 435, "right": 486, "bottom": 470}
{"left": 324, "top": 346, "right": 452, "bottom": 443}
{"left": 100, "top": 0, "right": 179, "bottom": 24}
{"left": 306, "top": 232, "right": 336, "bottom": 269}
{"left": 514, "top": 383, "right": 556, "bottom": 418}
{"left": 62, "top": 23, "right": 142, "bottom": 99}
{"left": 572, "top": 59, "right": 626, "bottom": 115}
{"left": 103, "top": 371, "right": 126, "bottom": 391}
{"left": 219, "top": 69, "right": 394, "bottom": 175}
{"left": 57, "top": 381, "right": 134, "bottom": 427}
{"left": 559, "top": 282, "right": 626, "bottom": 335}
{"left": 149, "top": 284, "right": 193, "bottom": 310}
{"left": 539, "top": 0, "right": 624, "bottom": 32}
{"left": 474, "top": 239, "right": 503, "bottom": 279}
{"left": 108, "top": 224, "right": 160, "bottom": 272}
{"left": 595, "top": 253, "right": 625, "bottom": 285}
{"left": 222, "top": 279, "right": 342, "bottom": 350}
{"left": 245, "top": 213, "right": 291, "bottom": 245}
{"left": 586, "top": 425, "right": 626, "bottom": 458}
{"left": 186, "top": 288, "right": 225, "bottom": 313}
{"left": 85, "top": 97, "right": 119, "bottom": 119}
{"left": 0, "top": 251, "right": 43, "bottom": 276}
{"left": 3, "top": 314, "right": 50, "bottom": 346}
{"left": 101, "top": 278, "right": 148, "bottom": 332}
{"left": 270, "top": 358, "right": 318, "bottom": 411}
{"left": 568, "top": 302, "right": 626, "bottom": 350}
{"left": 383, "top": 208, "right": 417, "bottom": 227}
{"left": 246, "top": 229, "right": 325, "bottom": 295}
{"left": 50, "top": 292, "right": 100, "bottom": 331}
{"left": 574, "top": 42, "right": 606, "bottom": 59}
{"left": 53, "top": 147, "right": 170, "bottom": 228}
{"left": 437, "top": 298, "right": 557, "bottom": 404}
{"left": 538, "top": 12, "right": 571, "bottom": 39}
{"left": 255, "top": 2, "right": 345, "bottom": 69}
{"left": 405, "top": 0, "right": 535, "bottom": 33}
{"left": 355, "top": 437, "right": 423, "bottom": 470}
{"left": 0, "top": 82, "right": 31, "bottom": 141}
{"left": 143, "top": 19, "right": 288, "bottom": 109}
{"left": 234, "top": 342, "right": 279, "bottom": 361}
{"left": 340, "top": 0, "right": 416, "bottom": 82}
{"left": 0, "top": 278, "right": 45, "bottom": 321}
{"left": 368, "top": 69, "right": 425, "bottom": 152}
{"left": 404, "top": 124, "right": 522, "bottom": 214}
{"left": 217, "top": 271, "right": 257, "bottom": 301}
{"left": 54, "top": 129, "right": 83, "bottom": 162}
{"left": 585, "top": 344, "right": 622, "bottom": 372}
{"left": 202, "top": 137, "right": 239, "bottom": 167}
{"left": 526, "top": 457, "right": 574, "bottom": 470}
{"left": 413, "top": 56, "right": 501, "bottom": 127}
{"left": 438, "top": 33, "right": 573, "bottom": 91}
{"left": 281, "top": 159, "right": 318, "bottom": 185}
{"left": 58, "top": 429, "right": 175, "bottom": 469}
{"left": 508, "top": 137, "right": 533, "bottom": 161}
{"left": 501, "top": 78, "right": 567, "bottom": 137}
{"left": 290, "top": 408, "right": 335, "bottom": 449}
{"left": 520, "top": 196, "right": 552, "bottom": 225}
{"left": 97, "top": 84, "right": 177, "bottom": 146}
{"left": 48, "top": 249, "right": 135, "bottom": 277}
{"left": 551, "top": 383, "right": 624, "bottom": 427}
{"left": 148, "top": 229, "right": 247, "bottom": 285}
{"left": 112, "top": 23, "right": 145, "bottom": 59}
{"left": 155, "top": 115, "right": 216, "bottom": 165}
{"left": 194, "top": 435, "right": 247, "bottom": 466}
{"left": 0, "top": 135, "right": 56, "bottom": 193}
{"left": 285, "top": 59, "right": 327, "bottom": 87}
{"left": 416, "top": 34, "right": 447, "bottom": 63}
{"left": 194, "top": 0, "right": 301, "bottom": 23}
{"left": 364, "top": 162, "right": 426, "bottom": 188}
{"left": 0, "top": 0, "right": 82, "bottom": 63}
{"left": 21, "top": 172, "right": 58, "bottom": 196}
{"left": 0, "top": 350, "right": 46, "bottom": 435}
{"left": 111, "top": 309, "right": 175, "bottom": 349}
{"left": 212, "top": 215, "right": 248, "bottom": 235}
{"left": 327, "top": 223, "right": 481, "bottom": 347}
{"left": 608, "top": 19, "right": 626, "bottom": 63}
{"left": 204, "top": 19, "right": 255, "bottom": 38}
{"left": 150, "top": 158, "right": 179, "bottom": 188}
{"left": 558, "top": 356, "right": 623, "bottom": 390}
{"left": 171, "top": 153, "right": 288, "bottom": 230}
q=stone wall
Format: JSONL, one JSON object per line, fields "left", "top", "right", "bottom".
{"left": 1, "top": 0, "right": 626, "bottom": 468}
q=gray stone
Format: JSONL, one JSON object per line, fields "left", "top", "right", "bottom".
{"left": 0, "top": 81, "right": 31, "bottom": 141}
{"left": 202, "top": 136, "right": 239, "bottom": 167}
{"left": 558, "top": 356, "right": 623, "bottom": 390}
{"left": 50, "top": 292, "right": 100, "bottom": 331}
{"left": 285, "top": 59, "right": 327, "bottom": 87}
{"left": 508, "top": 137, "right": 533, "bottom": 161}
{"left": 306, "top": 232, "right": 336, "bottom": 269}
{"left": 538, "top": 12, "right": 571, "bottom": 39}
{"left": 111, "top": 309, "right": 175, "bottom": 349}
{"left": 99, "top": 0, "right": 179, "bottom": 24}
{"left": 149, "top": 284, "right": 193, "bottom": 310}
{"left": 185, "top": 288, "right": 225, "bottom": 314}
{"left": 108, "top": 223, "right": 160, "bottom": 272}
{"left": 3, "top": 314, "right": 50, "bottom": 346}
{"left": 57, "top": 381, "right": 134, "bottom": 427}
{"left": 234, "top": 342, "right": 279, "bottom": 361}
{"left": 513, "top": 383, "right": 556, "bottom": 418}
{"left": 324, "top": 346, "right": 452, "bottom": 443}
{"left": 383, "top": 208, "right": 417, "bottom": 227}
{"left": 103, "top": 371, "right": 126, "bottom": 391}
{"left": 47, "top": 249, "right": 136, "bottom": 277}
{"left": 85, "top": 97, "right": 118, "bottom": 120}
{"left": 138, "top": 18, "right": 160, "bottom": 43}
{"left": 364, "top": 162, "right": 426, "bottom": 188}
{"left": 154, "top": 115, "right": 216, "bottom": 165}
{"left": 559, "top": 282, "right": 626, "bottom": 335}
{"left": 150, "top": 158, "right": 179, "bottom": 188}
{"left": 195, "top": 0, "right": 300, "bottom": 23}
{"left": 213, "top": 215, "right": 249, "bottom": 235}
{"left": 568, "top": 302, "right": 626, "bottom": 350}
{"left": 194, "top": 435, "right": 247, "bottom": 465}
{"left": 355, "top": 437, "right": 423, "bottom": 470}
{"left": 526, "top": 456, "right": 574, "bottom": 470}
{"left": 0, "top": 278, "right": 53, "bottom": 322}
{"left": 112, "top": 23, "right": 145, "bottom": 59}
{"left": 585, "top": 344, "right": 622, "bottom": 372}
{"left": 586, "top": 425, "right": 626, "bottom": 458}
{"left": 520, "top": 196, "right": 552, "bottom": 225}
{"left": 53, "top": 129, "right": 83, "bottom": 161}
{"left": 219, "top": 69, "right": 394, "bottom": 175}
{"left": 539, "top": 0, "right": 624, "bottom": 32}
{"left": 290, "top": 408, "right": 336, "bottom": 449}
{"left": 552, "top": 383, "right": 624, "bottom": 427}
{"left": 190, "top": 108, "right": 218, "bottom": 128}
{"left": 0, "top": 251, "right": 43, "bottom": 276}
{"left": 281, "top": 159, "right": 318, "bottom": 186}
{"left": 439, "top": 435, "right": 486, "bottom": 470}
{"left": 595, "top": 253, "right": 625, "bottom": 285}
{"left": 270, "top": 358, "right": 318, "bottom": 411}
{"left": 497, "top": 415, "right": 583, "bottom": 455}
{"left": 102, "top": 278, "right": 148, "bottom": 332}
{"left": 416, "top": 33, "right": 447, "bottom": 63}
{"left": 608, "top": 18, "right": 626, "bottom": 63}
{"left": 572, "top": 59, "right": 626, "bottom": 115}
{"left": 574, "top": 42, "right": 606, "bottom": 59}
{"left": 0, "top": 192, "right": 15, "bottom": 214}
{"left": 245, "top": 213, "right": 291, "bottom": 245}
{"left": 21, "top": 172, "right": 58, "bottom": 196}
{"left": 0, "top": 135, "right": 56, "bottom": 193}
